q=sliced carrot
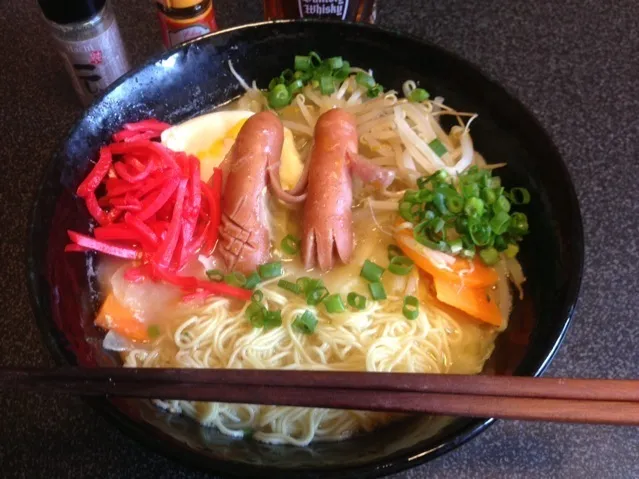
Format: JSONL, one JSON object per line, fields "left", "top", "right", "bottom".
{"left": 95, "top": 293, "right": 149, "bottom": 342}
{"left": 432, "top": 276, "right": 502, "bottom": 327}
{"left": 394, "top": 227, "right": 498, "bottom": 288}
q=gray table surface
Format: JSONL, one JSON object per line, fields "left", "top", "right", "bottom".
{"left": 1, "top": 0, "right": 638, "bottom": 477}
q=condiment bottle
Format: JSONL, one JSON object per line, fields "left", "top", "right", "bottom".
{"left": 264, "top": 0, "right": 377, "bottom": 23}
{"left": 156, "top": 0, "right": 219, "bottom": 48}
{"left": 38, "top": 0, "right": 130, "bottom": 107}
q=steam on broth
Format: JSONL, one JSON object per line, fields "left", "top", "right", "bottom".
{"left": 69, "top": 53, "right": 530, "bottom": 446}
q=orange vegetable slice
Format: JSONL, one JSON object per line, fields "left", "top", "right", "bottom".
{"left": 432, "top": 276, "right": 502, "bottom": 327}
{"left": 95, "top": 293, "right": 149, "bottom": 342}
{"left": 394, "top": 226, "right": 498, "bottom": 288}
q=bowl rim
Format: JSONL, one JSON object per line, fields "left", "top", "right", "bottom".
{"left": 26, "top": 19, "right": 584, "bottom": 479}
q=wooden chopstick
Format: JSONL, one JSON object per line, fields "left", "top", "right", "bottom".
{"left": 2, "top": 368, "right": 639, "bottom": 425}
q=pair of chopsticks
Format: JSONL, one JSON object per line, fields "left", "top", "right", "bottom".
{"left": 2, "top": 368, "right": 638, "bottom": 425}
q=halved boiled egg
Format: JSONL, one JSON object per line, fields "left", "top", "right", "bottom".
{"left": 161, "top": 110, "right": 303, "bottom": 188}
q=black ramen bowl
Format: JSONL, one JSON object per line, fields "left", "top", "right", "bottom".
{"left": 27, "top": 20, "right": 583, "bottom": 478}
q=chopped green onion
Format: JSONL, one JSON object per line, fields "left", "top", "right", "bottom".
{"left": 367, "top": 84, "right": 383, "bottom": 97}
{"left": 368, "top": 281, "right": 387, "bottom": 300}
{"left": 258, "top": 261, "right": 283, "bottom": 280}
{"left": 388, "top": 244, "right": 403, "bottom": 261}
{"left": 408, "top": 88, "right": 429, "bottom": 102}
{"left": 326, "top": 56, "right": 343, "bottom": 69}
{"left": 432, "top": 192, "right": 448, "bottom": 215}
{"left": 481, "top": 187, "right": 497, "bottom": 205}
{"left": 455, "top": 217, "right": 469, "bottom": 234}
{"left": 505, "top": 243, "right": 520, "bottom": 258}
{"left": 296, "top": 277, "right": 323, "bottom": 295}
{"left": 431, "top": 217, "right": 446, "bottom": 234}
{"left": 245, "top": 301, "right": 266, "bottom": 327}
{"left": 309, "top": 51, "right": 322, "bottom": 66}
{"left": 294, "top": 55, "right": 312, "bottom": 71}
{"left": 268, "top": 84, "right": 291, "bottom": 109}
{"left": 287, "top": 79, "right": 304, "bottom": 95}
{"left": 280, "top": 68, "right": 295, "bottom": 82}
{"left": 347, "top": 292, "right": 367, "bottom": 310}
{"left": 323, "top": 293, "right": 346, "bottom": 313}
{"left": 462, "top": 183, "right": 480, "bottom": 198}
{"left": 360, "top": 259, "right": 385, "bottom": 282}
{"left": 355, "top": 72, "right": 375, "bottom": 88}
{"left": 461, "top": 247, "right": 476, "bottom": 259}
{"left": 398, "top": 201, "right": 415, "bottom": 221}
{"left": 244, "top": 271, "right": 261, "bottom": 290}
{"left": 509, "top": 187, "right": 531, "bottom": 205}
{"left": 509, "top": 212, "right": 529, "bottom": 235}
{"left": 428, "top": 138, "right": 447, "bottom": 157}
{"left": 147, "top": 324, "right": 161, "bottom": 339}
{"left": 446, "top": 195, "right": 464, "bottom": 213}
{"left": 402, "top": 295, "right": 419, "bottom": 320}
{"left": 464, "top": 197, "right": 485, "bottom": 217}
{"left": 206, "top": 269, "right": 224, "bottom": 281}
{"left": 306, "top": 286, "right": 329, "bottom": 306}
{"left": 416, "top": 176, "right": 430, "bottom": 190}
{"left": 268, "top": 77, "right": 281, "bottom": 91}
{"left": 278, "top": 279, "right": 301, "bottom": 295}
{"left": 493, "top": 195, "right": 511, "bottom": 214}
{"left": 490, "top": 211, "right": 511, "bottom": 235}
{"left": 479, "top": 246, "right": 500, "bottom": 266}
{"left": 263, "top": 310, "right": 282, "bottom": 330}
{"left": 251, "top": 290, "right": 264, "bottom": 302}
{"left": 448, "top": 237, "right": 464, "bottom": 254}
{"left": 469, "top": 222, "right": 492, "bottom": 246}
{"left": 493, "top": 234, "right": 508, "bottom": 251}
{"left": 293, "top": 310, "right": 317, "bottom": 334}
{"left": 224, "top": 271, "right": 247, "bottom": 287}
{"left": 388, "top": 256, "right": 414, "bottom": 275}
{"left": 430, "top": 169, "right": 449, "bottom": 183}
{"left": 280, "top": 234, "right": 300, "bottom": 255}
{"left": 320, "top": 76, "right": 335, "bottom": 95}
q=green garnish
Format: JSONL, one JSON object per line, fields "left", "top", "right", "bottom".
{"left": 263, "top": 310, "right": 282, "bottom": 330}
{"left": 368, "top": 281, "right": 387, "bottom": 300}
{"left": 347, "top": 292, "right": 367, "bottom": 310}
{"left": 266, "top": 52, "right": 383, "bottom": 108}
{"left": 268, "top": 84, "right": 291, "bottom": 109}
{"left": 388, "top": 256, "right": 414, "bottom": 276}
{"left": 408, "top": 88, "right": 430, "bottom": 103}
{"left": 323, "top": 293, "right": 346, "bottom": 314}
{"left": 306, "top": 286, "right": 329, "bottom": 306}
{"left": 224, "top": 271, "right": 247, "bottom": 287}
{"left": 280, "top": 234, "right": 300, "bottom": 255}
{"left": 402, "top": 296, "right": 419, "bottom": 320}
{"left": 258, "top": 261, "right": 283, "bottom": 280}
{"left": 293, "top": 310, "right": 318, "bottom": 334}
{"left": 428, "top": 138, "right": 447, "bottom": 157}
{"left": 277, "top": 279, "right": 302, "bottom": 295}
{"left": 399, "top": 166, "right": 530, "bottom": 266}
{"left": 244, "top": 271, "right": 262, "bottom": 290}
{"left": 360, "top": 259, "right": 385, "bottom": 282}
{"left": 245, "top": 301, "right": 266, "bottom": 328}
{"left": 251, "top": 290, "right": 264, "bottom": 302}
{"left": 509, "top": 187, "right": 531, "bottom": 205}
{"left": 206, "top": 269, "right": 224, "bottom": 281}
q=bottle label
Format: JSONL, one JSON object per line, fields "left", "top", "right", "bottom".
{"left": 158, "top": 3, "right": 218, "bottom": 48}
{"left": 54, "top": 18, "right": 130, "bottom": 106}
{"left": 298, "top": 0, "right": 350, "bottom": 19}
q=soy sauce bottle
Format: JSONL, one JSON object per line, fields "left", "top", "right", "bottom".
{"left": 264, "top": 0, "right": 377, "bottom": 23}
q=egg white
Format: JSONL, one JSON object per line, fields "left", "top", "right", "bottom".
{"left": 161, "top": 110, "right": 303, "bottom": 187}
